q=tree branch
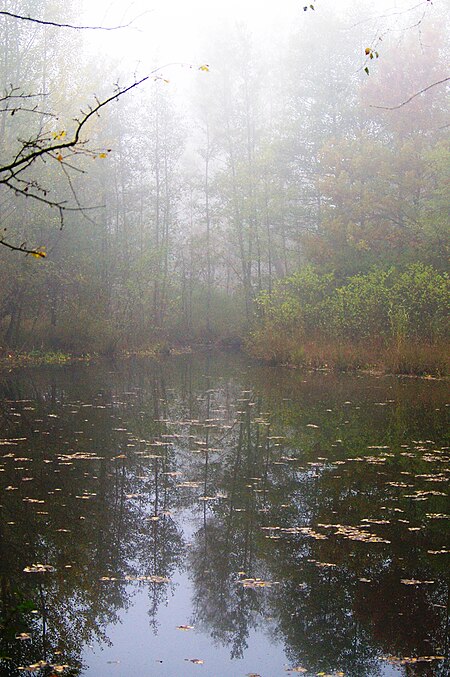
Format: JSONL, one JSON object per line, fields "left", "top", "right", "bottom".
{"left": 370, "top": 76, "right": 450, "bottom": 110}
{"left": 0, "top": 76, "right": 152, "bottom": 179}
{"left": 0, "top": 238, "right": 46, "bottom": 257}
{"left": 0, "top": 10, "right": 143, "bottom": 31}
{"left": 0, "top": 63, "right": 203, "bottom": 256}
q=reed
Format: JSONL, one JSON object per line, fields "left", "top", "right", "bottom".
{"left": 246, "top": 329, "right": 448, "bottom": 376}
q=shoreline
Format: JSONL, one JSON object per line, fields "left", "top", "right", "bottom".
{"left": 0, "top": 343, "right": 447, "bottom": 380}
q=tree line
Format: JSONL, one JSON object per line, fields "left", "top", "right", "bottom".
{"left": 0, "top": 0, "right": 448, "bottom": 372}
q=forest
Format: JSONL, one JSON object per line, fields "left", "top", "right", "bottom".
{"left": 0, "top": 0, "right": 448, "bottom": 375}
{"left": 0, "top": 4, "right": 449, "bottom": 674}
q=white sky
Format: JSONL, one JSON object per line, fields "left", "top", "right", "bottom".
{"left": 79, "top": 0, "right": 446, "bottom": 86}
{"left": 81, "top": 0, "right": 301, "bottom": 66}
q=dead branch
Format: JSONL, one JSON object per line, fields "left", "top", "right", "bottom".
{"left": 370, "top": 75, "right": 449, "bottom": 110}
{"left": 0, "top": 10, "right": 143, "bottom": 31}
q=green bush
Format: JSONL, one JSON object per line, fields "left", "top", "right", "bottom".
{"left": 252, "top": 264, "right": 449, "bottom": 344}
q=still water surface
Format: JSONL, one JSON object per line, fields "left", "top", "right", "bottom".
{"left": 0, "top": 354, "right": 448, "bottom": 676}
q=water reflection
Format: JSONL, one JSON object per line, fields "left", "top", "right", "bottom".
{"left": 0, "top": 354, "right": 448, "bottom": 676}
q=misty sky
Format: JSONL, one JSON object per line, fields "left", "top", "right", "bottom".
{"left": 81, "top": 0, "right": 443, "bottom": 80}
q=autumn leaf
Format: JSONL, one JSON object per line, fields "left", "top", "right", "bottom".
{"left": 15, "top": 632, "right": 32, "bottom": 640}
{"left": 31, "top": 247, "right": 46, "bottom": 259}
{"left": 52, "top": 130, "right": 66, "bottom": 140}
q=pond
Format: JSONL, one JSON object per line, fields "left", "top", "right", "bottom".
{"left": 0, "top": 353, "right": 448, "bottom": 677}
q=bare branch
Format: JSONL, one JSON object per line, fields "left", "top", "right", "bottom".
{"left": 0, "top": 62, "right": 201, "bottom": 256}
{"left": 0, "top": 76, "right": 150, "bottom": 180}
{"left": 370, "top": 75, "right": 450, "bottom": 110}
{"left": 0, "top": 86, "right": 55, "bottom": 117}
{"left": 0, "top": 64, "right": 191, "bottom": 181}
{"left": 0, "top": 107, "right": 53, "bottom": 116}
{"left": 352, "top": 2, "right": 430, "bottom": 28}
{"left": 0, "top": 238, "right": 46, "bottom": 257}
{"left": 0, "top": 10, "right": 144, "bottom": 31}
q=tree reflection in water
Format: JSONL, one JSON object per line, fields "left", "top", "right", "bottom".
{"left": 0, "top": 354, "right": 448, "bottom": 676}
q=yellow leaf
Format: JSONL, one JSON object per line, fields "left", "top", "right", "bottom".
{"left": 31, "top": 247, "right": 46, "bottom": 259}
{"left": 365, "top": 47, "right": 371, "bottom": 55}
{"left": 198, "top": 64, "right": 210, "bottom": 72}
{"left": 56, "top": 154, "right": 63, "bottom": 162}
{"left": 98, "top": 152, "right": 108, "bottom": 159}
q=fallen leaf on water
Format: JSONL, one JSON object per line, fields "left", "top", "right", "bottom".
{"left": 100, "top": 574, "right": 170, "bottom": 583}
{"left": 383, "top": 655, "right": 445, "bottom": 665}
{"left": 23, "top": 563, "right": 56, "bottom": 573}
{"left": 184, "top": 658, "right": 204, "bottom": 664}
{"left": 177, "top": 625, "right": 194, "bottom": 631}
{"left": 18, "top": 661, "right": 53, "bottom": 672}
{"left": 239, "top": 577, "right": 278, "bottom": 589}
{"left": 308, "top": 560, "right": 337, "bottom": 569}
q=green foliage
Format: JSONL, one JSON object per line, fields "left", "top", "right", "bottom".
{"left": 390, "top": 263, "right": 449, "bottom": 340}
{"left": 257, "top": 266, "right": 335, "bottom": 335}
{"left": 250, "top": 264, "right": 449, "bottom": 370}
{"left": 328, "top": 268, "right": 393, "bottom": 340}
{"left": 0, "top": 1, "right": 447, "bottom": 365}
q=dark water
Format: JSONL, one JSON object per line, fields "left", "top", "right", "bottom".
{"left": 0, "top": 354, "right": 448, "bottom": 677}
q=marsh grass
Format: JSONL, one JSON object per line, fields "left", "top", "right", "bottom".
{"left": 246, "top": 329, "right": 448, "bottom": 376}
{"left": 0, "top": 349, "right": 75, "bottom": 370}
{"left": 383, "top": 341, "right": 449, "bottom": 376}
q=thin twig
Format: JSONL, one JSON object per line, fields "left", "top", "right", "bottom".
{"left": 0, "top": 10, "right": 142, "bottom": 31}
{"left": 370, "top": 76, "right": 449, "bottom": 109}
{"left": 0, "top": 239, "right": 46, "bottom": 257}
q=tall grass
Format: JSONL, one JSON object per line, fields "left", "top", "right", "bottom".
{"left": 247, "top": 264, "right": 449, "bottom": 376}
{"left": 246, "top": 328, "right": 448, "bottom": 376}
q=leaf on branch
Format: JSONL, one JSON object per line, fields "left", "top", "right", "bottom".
{"left": 31, "top": 247, "right": 46, "bottom": 259}
{"left": 198, "top": 64, "right": 210, "bottom": 72}
{"left": 364, "top": 47, "right": 379, "bottom": 62}
{"left": 56, "top": 154, "right": 63, "bottom": 162}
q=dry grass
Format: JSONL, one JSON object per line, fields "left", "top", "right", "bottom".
{"left": 382, "top": 341, "right": 449, "bottom": 376}
{"left": 246, "top": 328, "right": 449, "bottom": 376}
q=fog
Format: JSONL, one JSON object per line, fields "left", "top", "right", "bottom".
{"left": 0, "top": 0, "right": 448, "bottom": 373}
{"left": 81, "top": 0, "right": 442, "bottom": 74}
{"left": 0, "top": 5, "right": 449, "bottom": 673}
